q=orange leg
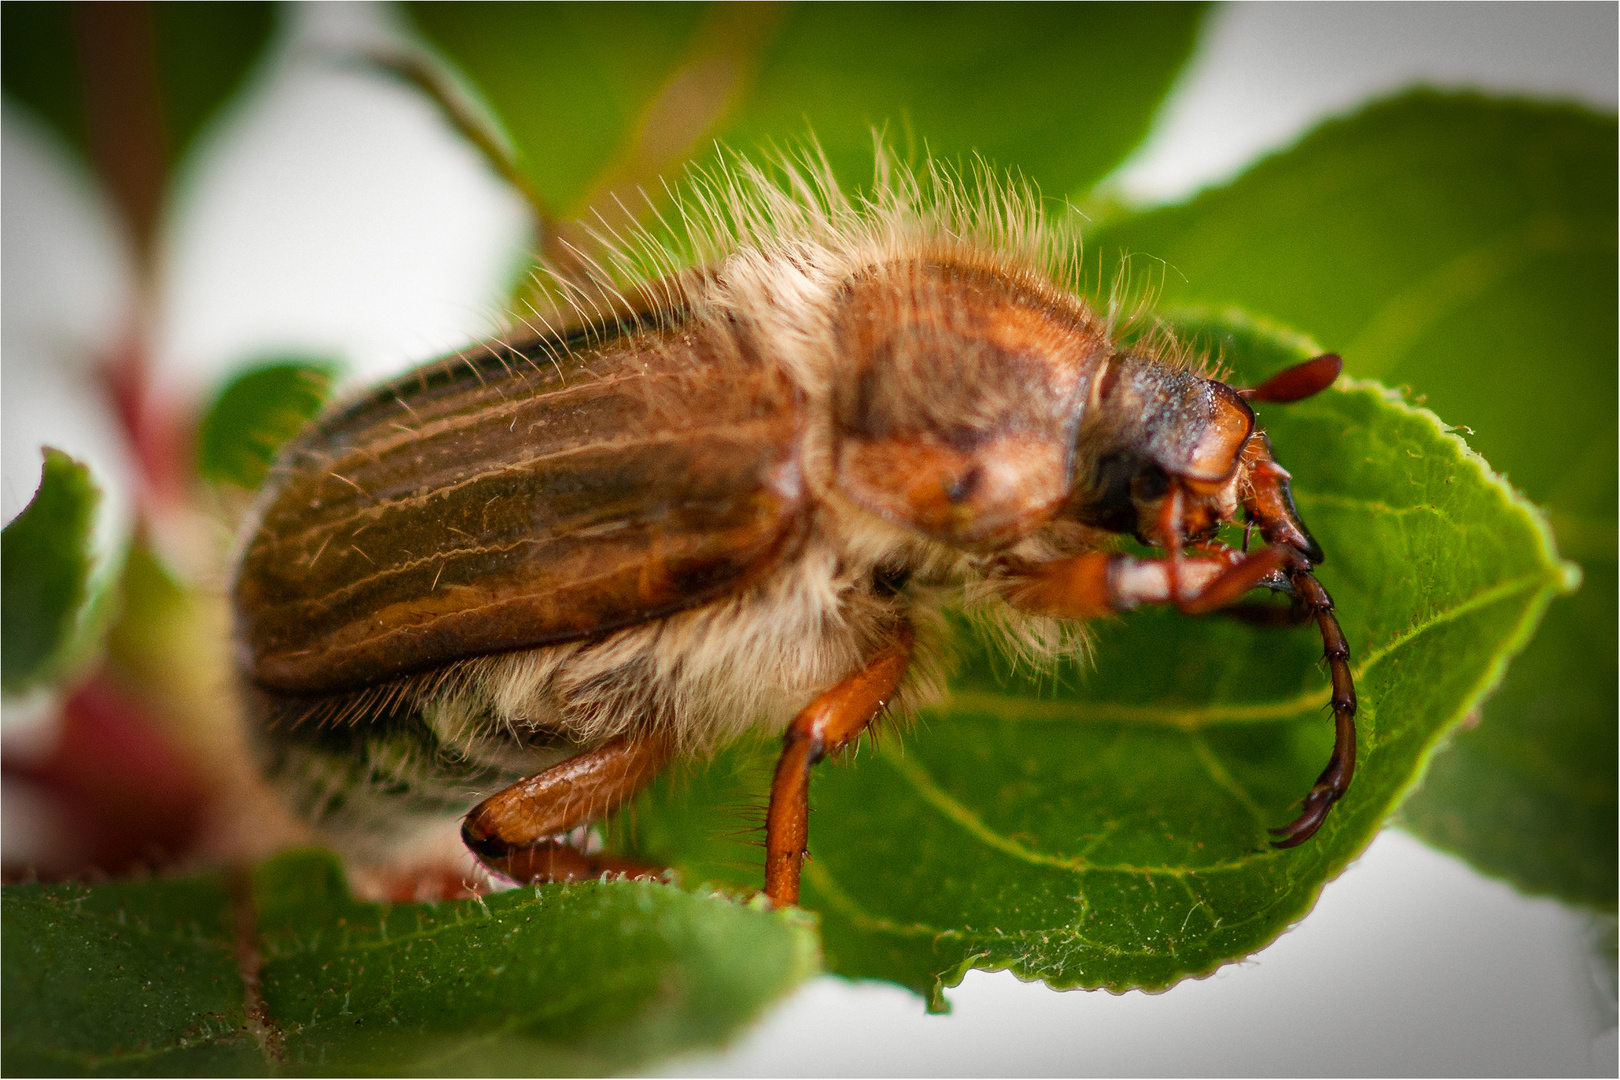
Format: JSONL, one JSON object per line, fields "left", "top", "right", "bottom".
{"left": 1007, "top": 545, "right": 1356, "bottom": 849}
{"left": 461, "top": 733, "right": 674, "bottom": 884}
{"left": 1005, "top": 546, "right": 1290, "bottom": 620}
{"left": 765, "top": 623, "right": 915, "bottom": 907}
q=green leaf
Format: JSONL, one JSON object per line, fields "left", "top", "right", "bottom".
{"left": 147, "top": 3, "right": 277, "bottom": 173}
{"left": 1, "top": 866, "right": 259, "bottom": 1076}
{"left": 0, "top": 4, "right": 83, "bottom": 161}
{"left": 1088, "top": 92, "right": 1617, "bottom": 909}
{"left": 2, "top": 449, "right": 118, "bottom": 695}
{"left": 197, "top": 360, "right": 336, "bottom": 491}
{"left": 0, "top": 2, "right": 274, "bottom": 175}
{"left": 405, "top": 3, "right": 715, "bottom": 216}
{"left": 622, "top": 315, "right": 1574, "bottom": 1003}
{"left": 405, "top": 3, "right": 1205, "bottom": 217}
{"left": 0, "top": 1, "right": 275, "bottom": 246}
{"left": 2, "top": 850, "right": 818, "bottom": 1076}
{"left": 718, "top": 3, "right": 1206, "bottom": 196}
{"left": 1395, "top": 561, "right": 1616, "bottom": 909}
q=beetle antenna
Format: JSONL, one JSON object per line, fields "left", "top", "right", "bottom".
{"left": 1241, "top": 353, "right": 1342, "bottom": 404}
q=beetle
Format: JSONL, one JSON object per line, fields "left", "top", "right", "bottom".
{"left": 234, "top": 159, "right": 1355, "bottom": 905}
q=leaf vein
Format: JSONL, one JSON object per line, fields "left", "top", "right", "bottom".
{"left": 942, "top": 569, "right": 1554, "bottom": 728}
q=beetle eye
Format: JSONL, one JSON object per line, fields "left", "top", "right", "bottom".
{"left": 1131, "top": 463, "right": 1169, "bottom": 501}
{"left": 1078, "top": 452, "right": 1169, "bottom": 535}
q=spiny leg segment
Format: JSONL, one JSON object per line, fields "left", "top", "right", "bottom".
{"left": 1003, "top": 519, "right": 1355, "bottom": 847}
{"left": 462, "top": 733, "right": 675, "bottom": 883}
{"left": 1267, "top": 561, "right": 1356, "bottom": 847}
{"left": 765, "top": 622, "right": 915, "bottom": 906}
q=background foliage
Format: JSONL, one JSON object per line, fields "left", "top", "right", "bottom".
{"left": 2, "top": 2, "right": 1612, "bottom": 1072}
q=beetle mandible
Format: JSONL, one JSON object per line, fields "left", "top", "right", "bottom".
{"left": 234, "top": 157, "right": 1356, "bottom": 905}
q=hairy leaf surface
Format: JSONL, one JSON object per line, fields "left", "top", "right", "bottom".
{"left": 1, "top": 851, "right": 817, "bottom": 1076}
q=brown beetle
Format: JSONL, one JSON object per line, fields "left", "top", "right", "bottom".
{"left": 234, "top": 160, "right": 1355, "bottom": 905}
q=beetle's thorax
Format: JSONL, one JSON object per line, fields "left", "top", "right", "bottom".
{"left": 810, "top": 257, "right": 1113, "bottom": 551}
{"left": 767, "top": 255, "right": 1261, "bottom": 559}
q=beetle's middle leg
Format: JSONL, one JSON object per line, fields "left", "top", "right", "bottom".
{"left": 461, "top": 733, "right": 675, "bottom": 884}
{"left": 765, "top": 621, "right": 915, "bottom": 908}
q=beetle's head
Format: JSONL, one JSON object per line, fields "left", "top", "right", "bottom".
{"left": 1068, "top": 352, "right": 1323, "bottom": 562}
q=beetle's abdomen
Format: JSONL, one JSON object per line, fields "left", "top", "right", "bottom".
{"left": 236, "top": 325, "right": 807, "bottom": 696}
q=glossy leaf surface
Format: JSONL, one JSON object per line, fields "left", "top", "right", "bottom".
{"left": 1, "top": 851, "right": 817, "bottom": 1076}
{"left": 623, "top": 317, "right": 1575, "bottom": 1003}
{"left": 1089, "top": 92, "right": 1617, "bottom": 909}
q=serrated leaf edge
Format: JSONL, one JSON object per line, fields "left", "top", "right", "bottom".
{"left": 801, "top": 375, "right": 1579, "bottom": 998}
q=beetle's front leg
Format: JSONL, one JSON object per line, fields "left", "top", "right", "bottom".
{"left": 462, "top": 733, "right": 675, "bottom": 884}
{"left": 765, "top": 622, "right": 915, "bottom": 907}
{"left": 1003, "top": 547, "right": 1292, "bottom": 620}
{"left": 1007, "top": 548, "right": 1357, "bottom": 848}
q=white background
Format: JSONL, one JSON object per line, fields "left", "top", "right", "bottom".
{"left": 3, "top": 3, "right": 1615, "bottom": 1075}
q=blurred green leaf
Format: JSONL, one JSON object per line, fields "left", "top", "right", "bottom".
{"left": 406, "top": 2, "right": 1205, "bottom": 218}
{"left": 0, "top": 3, "right": 83, "bottom": 160}
{"left": 405, "top": 2, "right": 714, "bottom": 216}
{"left": 197, "top": 360, "right": 336, "bottom": 491}
{"left": 0, "top": 1, "right": 275, "bottom": 244}
{"left": 148, "top": 3, "right": 276, "bottom": 171}
{"left": 2, "top": 449, "right": 116, "bottom": 695}
{"left": 623, "top": 316, "right": 1574, "bottom": 1003}
{"left": 720, "top": 3, "right": 1205, "bottom": 195}
{"left": 1, "top": 1, "right": 274, "bottom": 172}
{"left": 1088, "top": 91, "right": 1617, "bottom": 909}
{"left": 2, "top": 850, "right": 819, "bottom": 1076}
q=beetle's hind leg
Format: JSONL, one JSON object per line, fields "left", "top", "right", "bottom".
{"left": 461, "top": 733, "right": 675, "bottom": 884}
{"left": 765, "top": 622, "right": 915, "bottom": 907}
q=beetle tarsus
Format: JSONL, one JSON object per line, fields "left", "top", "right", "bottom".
{"left": 1269, "top": 566, "right": 1357, "bottom": 848}
{"left": 485, "top": 839, "right": 666, "bottom": 885}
